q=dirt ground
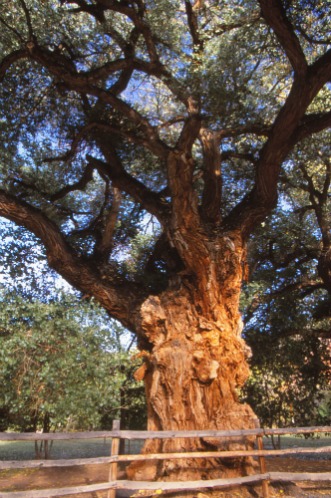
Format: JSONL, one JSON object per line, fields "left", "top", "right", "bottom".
{"left": 0, "top": 458, "right": 330, "bottom": 498}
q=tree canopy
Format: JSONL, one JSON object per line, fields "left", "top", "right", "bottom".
{"left": 0, "top": 0, "right": 330, "bottom": 322}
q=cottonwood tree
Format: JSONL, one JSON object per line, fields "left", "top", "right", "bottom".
{"left": 0, "top": 0, "right": 330, "bottom": 484}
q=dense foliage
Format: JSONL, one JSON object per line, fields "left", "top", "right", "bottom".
{"left": 0, "top": 290, "right": 146, "bottom": 434}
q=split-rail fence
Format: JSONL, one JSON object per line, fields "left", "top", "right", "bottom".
{"left": 0, "top": 423, "right": 330, "bottom": 498}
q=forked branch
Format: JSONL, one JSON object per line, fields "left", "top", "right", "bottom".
{"left": 200, "top": 129, "right": 222, "bottom": 225}
{"left": 0, "top": 189, "right": 144, "bottom": 326}
{"left": 259, "top": 0, "right": 307, "bottom": 77}
{"left": 295, "top": 111, "right": 331, "bottom": 142}
{"left": 18, "top": 0, "right": 34, "bottom": 41}
{"left": 87, "top": 155, "right": 169, "bottom": 223}
{"left": 94, "top": 187, "right": 122, "bottom": 260}
{"left": 222, "top": 44, "right": 331, "bottom": 238}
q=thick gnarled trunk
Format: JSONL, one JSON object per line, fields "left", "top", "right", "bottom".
{"left": 128, "top": 269, "right": 257, "bottom": 482}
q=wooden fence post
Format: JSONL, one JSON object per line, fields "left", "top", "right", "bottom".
{"left": 108, "top": 419, "right": 120, "bottom": 498}
{"left": 254, "top": 420, "right": 269, "bottom": 498}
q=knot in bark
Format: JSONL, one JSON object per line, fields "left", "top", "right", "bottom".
{"left": 192, "top": 350, "right": 219, "bottom": 384}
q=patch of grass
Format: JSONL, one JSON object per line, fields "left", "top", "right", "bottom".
{"left": 264, "top": 434, "right": 331, "bottom": 449}
{"left": 284, "top": 434, "right": 331, "bottom": 447}
{"left": 0, "top": 438, "right": 111, "bottom": 460}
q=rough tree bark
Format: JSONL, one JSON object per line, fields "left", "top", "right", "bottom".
{"left": 129, "top": 284, "right": 257, "bottom": 482}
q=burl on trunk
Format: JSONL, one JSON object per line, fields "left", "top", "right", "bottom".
{"left": 128, "top": 237, "right": 257, "bottom": 482}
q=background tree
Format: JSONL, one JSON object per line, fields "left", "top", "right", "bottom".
{"left": 0, "top": 0, "right": 330, "bottom": 485}
{"left": 0, "top": 289, "right": 146, "bottom": 456}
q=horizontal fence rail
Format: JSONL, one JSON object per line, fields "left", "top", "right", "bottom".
{"left": 0, "top": 425, "right": 330, "bottom": 498}
{"left": 1, "top": 446, "right": 331, "bottom": 470}
{"left": 1, "top": 425, "right": 330, "bottom": 440}
{"left": 1, "top": 473, "right": 331, "bottom": 498}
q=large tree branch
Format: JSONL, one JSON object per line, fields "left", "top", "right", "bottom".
{"left": 185, "top": 1, "right": 203, "bottom": 49}
{"left": 98, "top": 0, "right": 160, "bottom": 63}
{"left": 0, "top": 49, "right": 28, "bottom": 81}
{"left": 223, "top": 46, "right": 331, "bottom": 238}
{"left": 43, "top": 123, "right": 97, "bottom": 164}
{"left": 212, "top": 10, "right": 261, "bottom": 36}
{"left": 176, "top": 111, "right": 201, "bottom": 151}
{"left": 0, "top": 43, "right": 170, "bottom": 158}
{"left": 318, "top": 247, "right": 331, "bottom": 294}
{"left": 222, "top": 80, "right": 307, "bottom": 235}
{"left": 166, "top": 149, "right": 211, "bottom": 284}
{"left": 1, "top": 43, "right": 190, "bottom": 157}
{"left": 65, "top": 0, "right": 156, "bottom": 63}
{"left": 86, "top": 155, "right": 169, "bottom": 223}
{"left": 168, "top": 109, "right": 203, "bottom": 235}
{"left": 0, "top": 189, "right": 144, "bottom": 328}
{"left": 64, "top": 0, "right": 191, "bottom": 107}
{"left": 49, "top": 163, "right": 94, "bottom": 201}
{"left": 214, "top": 124, "right": 271, "bottom": 140}
{"left": 295, "top": 111, "right": 331, "bottom": 142}
{"left": 109, "top": 66, "right": 134, "bottom": 95}
{"left": 258, "top": 0, "right": 308, "bottom": 77}
{"left": 269, "top": 279, "right": 325, "bottom": 298}
{"left": 44, "top": 119, "right": 167, "bottom": 164}
{"left": 91, "top": 121, "right": 169, "bottom": 158}
{"left": 200, "top": 129, "right": 222, "bottom": 225}
{"left": 66, "top": 1, "right": 107, "bottom": 23}
{"left": 18, "top": 0, "right": 34, "bottom": 41}
{"left": 307, "top": 48, "right": 331, "bottom": 90}
{"left": 321, "top": 156, "right": 331, "bottom": 203}
{"left": 299, "top": 162, "right": 331, "bottom": 246}
{"left": 82, "top": 56, "right": 184, "bottom": 86}
{"left": 0, "top": 15, "right": 24, "bottom": 43}
{"left": 94, "top": 187, "right": 122, "bottom": 261}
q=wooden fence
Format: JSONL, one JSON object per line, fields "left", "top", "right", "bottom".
{"left": 0, "top": 424, "right": 330, "bottom": 498}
